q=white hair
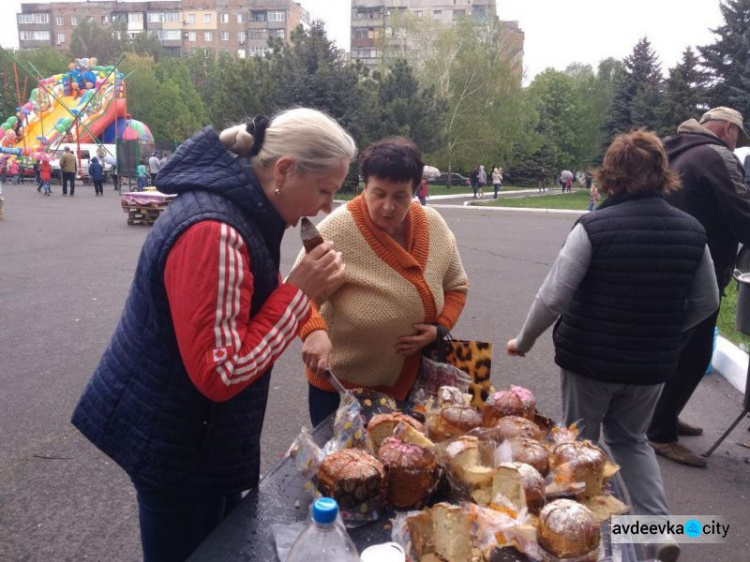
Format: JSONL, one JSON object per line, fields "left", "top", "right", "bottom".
{"left": 219, "top": 108, "right": 357, "bottom": 174}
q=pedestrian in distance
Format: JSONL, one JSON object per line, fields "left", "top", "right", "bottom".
{"left": 507, "top": 130, "right": 718, "bottom": 558}
{"left": 588, "top": 183, "right": 600, "bottom": 211}
{"left": 60, "top": 146, "right": 77, "bottom": 196}
{"left": 477, "top": 164, "right": 487, "bottom": 198}
{"left": 470, "top": 165, "right": 479, "bottom": 198}
{"left": 149, "top": 151, "right": 162, "bottom": 187}
{"left": 9, "top": 159, "right": 19, "bottom": 185}
{"left": 39, "top": 158, "right": 52, "bottom": 196}
{"left": 34, "top": 158, "right": 42, "bottom": 191}
{"left": 70, "top": 108, "right": 354, "bottom": 562}
{"left": 418, "top": 176, "right": 429, "bottom": 205}
{"left": 136, "top": 159, "right": 148, "bottom": 191}
{"left": 492, "top": 166, "right": 503, "bottom": 198}
{"left": 89, "top": 156, "right": 104, "bottom": 196}
{"left": 648, "top": 106, "right": 750, "bottom": 467}
{"left": 538, "top": 166, "right": 547, "bottom": 193}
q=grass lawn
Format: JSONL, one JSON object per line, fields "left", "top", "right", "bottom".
{"left": 336, "top": 184, "right": 534, "bottom": 200}
{"left": 479, "top": 189, "right": 593, "bottom": 210}
{"left": 717, "top": 281, "right": 750, "bottom": 350}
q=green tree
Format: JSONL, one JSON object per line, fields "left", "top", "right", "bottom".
{"left": 658, "top": 47, "right": 707, "bottom": 135}
{"left": 373, "top": 59, "right": 447, "bottom": 154}
{"left": 700, "top": 0, "right": 750, "bottom": 118}
{"left": 603, "top": 38, "right": 663, "bottom": 149}
{"left": 69, "top": 19, "right": 131, "bottom": 64}
{"left": 207, "top": 54, "right": 276, "bottom": 128}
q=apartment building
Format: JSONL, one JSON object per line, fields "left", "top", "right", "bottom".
{"left": 17, "top": 0, "right": 310, "bottom": 59}
{"left": 350, "top": 0, "right": 524, "bottom": 71}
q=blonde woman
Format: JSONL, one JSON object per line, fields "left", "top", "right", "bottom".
{"left": 71, "top": 109, "right": 356, "bottom": 561}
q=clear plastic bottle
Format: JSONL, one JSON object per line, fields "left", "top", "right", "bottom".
{"left": 286, "top": 498, "right": 360, "bottom": 562}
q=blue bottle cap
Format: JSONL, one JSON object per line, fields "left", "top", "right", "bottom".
{"left": 312, "top": 497, "right": 338, "bottom": 524}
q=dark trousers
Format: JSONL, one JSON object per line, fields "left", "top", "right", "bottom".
{"left": 93, "top": 179, "right": 103, "bottom": 194}
{"left": 493, "top": 183, "right": 501, "bottom": 198}
{"left": 136, "top": 486, "right": 242, "bottom": 562}
{"left": 308, "top": 383, "right": 341, "bottom": 427}
{"left": 647, "top": 309, "right": 721, "bottom": 443}
{"left": 62, "top": 172, "right": 75, "bottom": 195}
{"left": 151, "top": 172, "right": 158, "bottom": 186}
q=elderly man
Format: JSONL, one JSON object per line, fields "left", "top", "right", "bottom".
{"left": 648, "top": 107, "right": 750, "bottom": 467}
{"left": 59, "top": 146, "right": 77, "bottom": 196}
{"left": 148, "top": 151, "right": 162, "bottom": 187}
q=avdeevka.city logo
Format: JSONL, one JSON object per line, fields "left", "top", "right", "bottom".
{"left": 611, "top": 516, "right": 730, "bottom": 544}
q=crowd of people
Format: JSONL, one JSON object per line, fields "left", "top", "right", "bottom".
{"left": 59, "top": 105, "right": 750, "bottom": 562}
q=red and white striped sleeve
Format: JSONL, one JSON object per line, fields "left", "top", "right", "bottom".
{"left": 164, "top": 220, "right": 311, "bottom": 402}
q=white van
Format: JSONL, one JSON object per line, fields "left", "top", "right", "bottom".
{"left": 49, "top": 143, "right": 116, "bottom": 180}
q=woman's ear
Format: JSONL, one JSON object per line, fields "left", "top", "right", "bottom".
{"left": 272, "top": 156, "right": 296, "bottom": 187}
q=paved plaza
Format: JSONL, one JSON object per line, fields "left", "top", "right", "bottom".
{"left": 0, "top": 182, "right": 748, "bottom": 561}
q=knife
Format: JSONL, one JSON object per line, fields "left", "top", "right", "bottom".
{"left": 324, "top": 369, "right": 348, "bottom": 395}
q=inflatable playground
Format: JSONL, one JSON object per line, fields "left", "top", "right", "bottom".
{"left": 0, "top": 56, "right": 153, "bottom": 176}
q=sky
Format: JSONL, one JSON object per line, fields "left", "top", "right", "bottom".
{"left": 0, "top": 0, "right": 728, "bottom": 81}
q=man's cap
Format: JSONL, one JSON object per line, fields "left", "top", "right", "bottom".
{"left": 700, "top": 106, "right": 750, "bottom": 147}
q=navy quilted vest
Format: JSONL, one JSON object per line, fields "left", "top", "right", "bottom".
{"left": 71, "top": 128, "right": 286, "bottom": 492}
{"left": 553, "top": 195, "right": 706, "bottom": 385}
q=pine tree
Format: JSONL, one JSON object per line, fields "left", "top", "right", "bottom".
{"left": 658, "top": 47, "right": 708, "bottom": 135}
{"left": 603, "top": 38, "right": 663, "bottom": 150}
{"left": 700, "top": 0, "right": 750, "bottom": 118}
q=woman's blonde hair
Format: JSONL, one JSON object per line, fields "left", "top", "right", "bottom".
{"left": 594, "top": 129, "right": 681, "bottom": 197}
{"left": 219, "top": 108, "right": 357, "bottom": 174}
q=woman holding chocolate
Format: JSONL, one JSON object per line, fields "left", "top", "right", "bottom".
{"left": 71, "top": 108, "right": 356, "bottom": 562}
{"left": 297, "top": 137, "right": 470, "bottom": 425}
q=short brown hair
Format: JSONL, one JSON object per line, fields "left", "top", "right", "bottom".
{"left": 594, "top": 129, "right": 681, "bottom": 196}
{"left": 359, "top": 137, "right": 424, "bottom": 191}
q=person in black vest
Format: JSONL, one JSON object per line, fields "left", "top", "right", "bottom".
{"left": 647, "top": 107, "right": 750, "bottom": 467}
{"left": 71, "top": 108, "right": 356, "bottom": 562}
{"left": 507, "top": 130, "right": 718, "bottom": 533}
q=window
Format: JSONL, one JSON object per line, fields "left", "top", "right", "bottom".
{"left": 56, "top": 16, "right": 63, "bottom": 26}
{"left": 187, "top": 14, "right": 195, "bottom": 24}
{"left": 19, "top": 13, "right": 50, "bottom": 24}
{"left": 164, "top": 11, "right": 180, "bottom": 23}
{"left": 57, "top": 33, "right": 65, "bottom": 44}
{"left": 237, "top": 13, "right": 244, "bottom": 24}
{"left": 128, "top": 13, "right": 143, "bottom": 24}
{"left": 237, "top": 31, "right": 247, "bottom": 43}
{"left": 101, "top": 15, "right": 109, "bottom": 24}
{"left": 220, "top": 13, "right": 229, "bottom": 24}
{"left": 433, "top": 10, "right": 442, "bottom": 20}
{"left": 71, "top": 16, "right": 77, "bottom": 26}
{"left": 187, "top": 31, "right": 196, "bottom": 42}
{"left": 269, "top": 29, "right": 285, "bottom": 39}
{"left": 237, "top": 49, "right": 246, "bottom": 59}
{"left": 20, "top": 31, "right": 51, "bottom": 41}
{"left": 250, "top": 11, "right": 266, "bottom": 22}
{"left": 248, "top": 29, "right": 267, "bottom": 40}
{"left": 250, "top": 46, "right": 268, "bottom": 57}
{"left": 147, "top": 12, "right": 163, "bottom": 24}
{"left": 416, "top": 11, "right": 423, "bottom": 19}
{"left": 204, "top": 31, "right": 213, "bottom": 42}
{"left": 453, "top": 10, "right": 466, "bottom": 21}
{"left": 164, "top": 46, "right": 181, "bottom": 57}
{"left": 204, "top": 14, "right": 211, "bottom": 24}
{"left": 221, "top": 31, "right": 229, "bottom": 41}
{"left": 158, "top": 30, "right": 181, "bottom": 41}
{"left": 268, "top": 11, "right": 285, "bottom": 22}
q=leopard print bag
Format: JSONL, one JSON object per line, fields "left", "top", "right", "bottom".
{"left": 426, "top": 332, "right": 493, "bottom": 408}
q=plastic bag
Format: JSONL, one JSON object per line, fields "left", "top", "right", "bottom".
{"left": 408, "top": 357, "right": 472, "bottom": 405}
{"left": 323, "top": 391, "right": 374, "bottom": 456}
{"left": 287, "top": 427, "right": 325, "bottom": 490}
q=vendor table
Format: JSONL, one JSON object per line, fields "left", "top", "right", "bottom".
{"left": 188, "top": 416, "right": 645, "bottom": 562}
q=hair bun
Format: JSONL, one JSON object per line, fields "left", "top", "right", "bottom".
{"left": 246, "top": 115, "right": 270, "bottom": 157}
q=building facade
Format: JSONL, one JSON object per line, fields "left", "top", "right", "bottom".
{"left": 350, "top": 0, "right": 523, "bottom": 71}
{"left": 17, "top": 0, "right": 310, "bottom": 59}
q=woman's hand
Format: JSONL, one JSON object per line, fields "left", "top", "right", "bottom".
{"left": 506, "top": 339, "right": 526, "bottom": 357}
{"left": 302, "top": 330, "right": 333, "bottom": 375}
{"left": 286, "top": 241, "right": 345, "bottom": 300}
{"left": 395, "top": 323, "right": 438, "bottom": 356}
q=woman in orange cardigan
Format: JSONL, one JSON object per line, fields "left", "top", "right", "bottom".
{"left": 296, "top": 137, "right": 470, "bottom": 425}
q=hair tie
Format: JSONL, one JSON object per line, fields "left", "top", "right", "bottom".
{"left": 246, "top": 115, "right": 270, "bottom": 157}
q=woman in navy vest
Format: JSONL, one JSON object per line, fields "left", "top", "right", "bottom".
{"left": 506, "top": 130, "right": 719, "bottom": 559}
{"left": 71, "top": 108, "right": 356, "bottom": 561}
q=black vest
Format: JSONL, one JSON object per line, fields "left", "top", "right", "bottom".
{"left": 72, "top": 129, "right": 286, "bottom": 492}
{"left": 553, "top": 195, "right": 706, "bottom": 385}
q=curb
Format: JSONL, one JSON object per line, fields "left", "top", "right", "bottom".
{"left": 713, "top": 336, "right": 748, "bottom": 394}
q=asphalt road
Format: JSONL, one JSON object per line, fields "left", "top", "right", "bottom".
{"left": 0, "top": 183, "right": 748, "bottom": 561}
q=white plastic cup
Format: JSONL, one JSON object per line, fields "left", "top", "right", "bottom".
{"left": 359, "top": 542, "right": 406, "bottom": 562}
